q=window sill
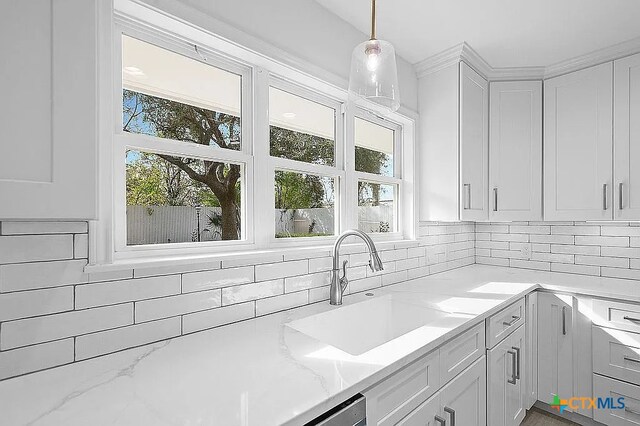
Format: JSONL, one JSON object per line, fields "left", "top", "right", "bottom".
{"left": 84, "top": 237, "right": 420, "bottom": 274}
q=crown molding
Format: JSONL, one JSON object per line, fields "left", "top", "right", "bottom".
{"left": 415, "top": 37, "right": 640, "bottom": 81}
{"left": 545, "top": 36, "right": 640, "bottom": 79}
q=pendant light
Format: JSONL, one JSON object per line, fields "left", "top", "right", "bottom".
{"left": 348, "top": 0, "right": 400, "bottom": 112}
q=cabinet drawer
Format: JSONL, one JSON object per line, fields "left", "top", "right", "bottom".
{"left": 593, "top": 374, "right": 640, "bottom": 425}
{"left": 593, "top": 299, "right": 640, "bottom": 334}
{"left": 364, "top": 349, "right": 440, "bottom": 426}
{"left": 439, "top": 322, "right": 485, "bottom": 384}
{"left": 594, "top": 326, "right": 640, "bottom": 386}
{"left": 486, "top": 298, "right": 525, "bottom": 348}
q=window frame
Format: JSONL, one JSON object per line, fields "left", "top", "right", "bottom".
{"left": 113, "top": 20, "right": 255, "bottom": 257}
{"left": 348, "top": 107, "right": 404, "bottom": 239}
{"left": 92, "top": 3, "right": 416, "bottom": 266}
{"left": 267, "top": 76, "right": 345, "bottom": 245}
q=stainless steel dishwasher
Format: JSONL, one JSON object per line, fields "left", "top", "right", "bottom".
{"left": 304, "top": 394, "right": 366, "bottom": 426}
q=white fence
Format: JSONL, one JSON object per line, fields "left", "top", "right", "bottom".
{"left": 127, "top": 205, "right": 394, "bottom": 244}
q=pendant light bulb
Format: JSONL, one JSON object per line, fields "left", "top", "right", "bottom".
{"left": 348, "top": 0, "right": 400, "bottom": 112}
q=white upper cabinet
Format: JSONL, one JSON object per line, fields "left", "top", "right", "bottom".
{"left": 614, "top": 52, "right": 640, "bottom": 220}
{"left": 418, "top": 62, "right": 488, "bottom": 221}
{"left": 0, "top": 0, "right": 102, "bottom": 219}
{"left": 544, "top": 62, "right": 613, "bottom": 221}
{"left": 460, "top": 62, "right": 489, "bottom": 221}
{"left": 489, "top": 81, "right": 542, "bottom": 221}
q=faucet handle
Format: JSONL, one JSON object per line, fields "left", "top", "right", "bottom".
{"left": 340, "top": 260, "right": 349, "bottom": 292}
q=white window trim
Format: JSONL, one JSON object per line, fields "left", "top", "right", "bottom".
{"left": 91, "top": 0, "right": 417, "bottom": 267}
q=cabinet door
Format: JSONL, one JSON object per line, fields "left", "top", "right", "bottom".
{"left": 538, "top": 293, "right": 574, "bottom": 409}
{"left": 396, "top": 392, "right": 441, "bottom": 426}
{"left": 489, "top": 81, "right": 542, "bottom": 221}
{"left": 544, "top": 63, "right": 613, "bottom": 221}
{"left": 440, "top": 355, "right": 487, "bottom": 426}
{"left": 460, "top": 62, "right": 489, "bottom": 221}
{"left": 0, "top": 0, "right": 100, "bottom": 219}
{"left": 488, "top": 325, "right": 526, "bottom": 426}
{"left": 614, "top": 53, "right": 640, "bottom": 220}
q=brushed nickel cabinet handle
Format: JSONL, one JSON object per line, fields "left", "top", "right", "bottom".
{"left": 562, "top": 306, "right": 567, "bottom": 335}
{"left": 604, "top": 183, "right": 608, "bottom": 210}
{"left": 625, "top": 407, "right": 640, "bottom": 416}
{"left": 623, "top": 316, "right": 640, "bottom": 323}
{"left": 512, "top": 346, "right": 521, "bottom": 380}
{"left": 507, "top": 350, "right": 517, "bottom": 384}
{"left": 444, "top": 406, "right": 456, "bottom": 426}
{"left": 620, "top": 182, "right": 624, "bottom": 210}
{"left": 503, "top": 315, "right": 520, "bottom": 326}
{"left": 493, "top": 188, "right": 498, "bottom": 212}
{"left": 435, "top": 415, "right": 446, "bottom": 426}
{"left": 624, "top": 356, "right": 640, "bottom": 364}
{"left": 463, "top": 184, "right": 471, "bottom": 209}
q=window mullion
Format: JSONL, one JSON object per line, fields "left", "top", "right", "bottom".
{"left": 253, "top": 67, "right": 273, "bottom": 248}
{"left": 344, "top": 105, "right": 358, "bottom": 231}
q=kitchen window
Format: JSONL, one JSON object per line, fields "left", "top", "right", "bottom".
{"left": 99, "top": 14, "right": 415, "bottom": 264}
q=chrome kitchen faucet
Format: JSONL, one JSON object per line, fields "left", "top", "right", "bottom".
{"left": 330, "top": 229, "right": 384, "bottom": 305}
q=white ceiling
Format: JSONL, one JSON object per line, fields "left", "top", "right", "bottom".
{"left": 313, "top": 0, "right": 640, "bottom": 68}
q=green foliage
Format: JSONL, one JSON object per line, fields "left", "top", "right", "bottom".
{"left": 270, "top": 126, "right": 334, "bottom": 166}
{"left": 274, "top": 171, "right": 332, "bottom": 209}
{"left": 355, "top": 146, "right": 389, "bottom": 175}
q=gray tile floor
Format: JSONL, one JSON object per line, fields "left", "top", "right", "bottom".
{"left": 521, "top": 408, "right": 579, "bottom": 425}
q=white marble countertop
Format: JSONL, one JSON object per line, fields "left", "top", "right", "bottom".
{"left": 1, "top": 265, "right": 639, "bottom": 426}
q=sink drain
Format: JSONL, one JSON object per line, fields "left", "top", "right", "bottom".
{"left": 365, "top": 292, "right": 374, "bottom": 296}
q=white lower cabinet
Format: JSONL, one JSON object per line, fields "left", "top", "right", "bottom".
{"left": 488, "top": 325, "right": 526, "bottom": 426}
{"left": 537, "top": 292, "right": 574, "bottom": 409}
{"left": 593, "top": 374, "right": 640, "bottom": 425}
{"left": 439, "top": 356, "right": 487, "bottom": 426}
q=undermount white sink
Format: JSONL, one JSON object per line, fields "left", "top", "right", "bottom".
{"left": 288, "top": 293, "right": 470, "bottom": 355}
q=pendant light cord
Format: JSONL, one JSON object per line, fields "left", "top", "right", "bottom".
{"left": 370, "top": 0, "right": 377, "bottom": 40}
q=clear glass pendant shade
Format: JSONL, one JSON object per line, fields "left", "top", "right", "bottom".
{"left": 348, "top": 39, "right": 400, "bottom": 112}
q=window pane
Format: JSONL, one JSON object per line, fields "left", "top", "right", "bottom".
{"left": 358, "top": 181, "right": 396, "bottom": 233}
{"left": 126, "top": 150, "right": 242, "bottom": 245}
{"left": 274, "top": 170, "right": 335, "bottom": 238}
{"left": 269, "top": 87, "right": 335, "bottom": 166}
{"left": 122, "top": 36, "right": 241, "bottom": 151}
{"left": 355, "top": 117, "right": 394, "bottom": 176}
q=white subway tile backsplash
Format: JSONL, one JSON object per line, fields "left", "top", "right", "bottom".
{"left": 0, "top": 220, "right": 474, "bottom": 380}
{"left": 0, "top": 339, "right": 74, "bottom": 380}
{"left": 510, "top": 225, "right": 550, "bottom": 234}
{"left": 1, "top": 221, "right": 87, "bottom": 235}
{"left": 510, "top": 259, "right": 551, "bottom": 271}
{"left": 551, "top": 263, "right": 600, "bottom": 276}
{"left": 182, "top": 302, "right": 255, "bottom": 334}
{"left": 284, "top": 272, "right": 330, "bottom": 293}
{"left": 529, "top": 234, "right": 574, "bottom": 244}
{"left": 182, "top": 266, "right": 254, "bottom": 293}
{"left": 550, "top": 244, "right": 600, "bottom": 256}
{"left": 601, "top": 226, "right": 640, "bottom": 237}
{"left": 491, "top": 233, "right": 529, "bottom": 242}
{"left": 222, "top": 279, "right": 284, "bottom": 305}
{"left": 551, "top": 225, "right": 600, "bottom": 235}
{"left": 600, "top": 246, "right": 640, "bottom": 258}
{"left": 256, "top": 291, "right": 308, "bottom": 316}
{"left": 601, "top": 267, "right": 640, "bottom": 280}
{"left": 530, "top": 252, "right": 574, "bottom": 264}
{"left": 0, "top": 259, "right": 88, "bottom": 292}
{"left": 1, "top": 303, "right": 133, "bottom": 350}
{"left": 0, "top": 287, "right": 73, "bottom": 321}
{"left": 308, "top": 256, "right": 333, "bottom": 273}
{"left": 0, "top": 235, "right": 74, "bottom": 264}
{"left": 75, "top": 317, "right": 181, "bottom": 360}
{"left": 73, "top": 234, "right": 89, "bottom": 259}
{"left": 348, "top": 276, "right": 382, "bottom": 293}
{"left": 135, "top": 290, "right": 221, "bottom": 323}
{"left": 476, "top": 256, "right": 510, "bottom": 267}
{"left": 575, "top": 235, "right": 629, "bottom": 247}
{"left": 76, "top": 275, "right": 181, "bottom": 309}
{"left": 134, "top": 261, "right": 221, "bottom": 278}
{"left": 575, "top": 255, "right": 629, "bottom": 268}
{"left": 255, "top": 260, "right": 308, "bottom": 281}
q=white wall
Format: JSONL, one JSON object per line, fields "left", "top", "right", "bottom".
{"left": 138, "top": 0, "right": 419, "bottom": 112}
